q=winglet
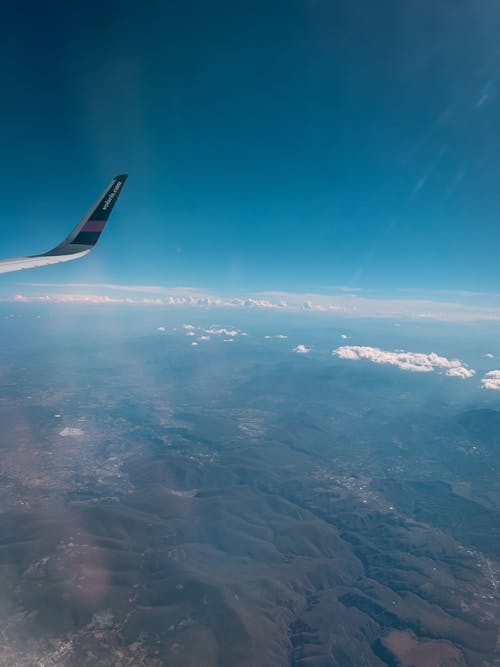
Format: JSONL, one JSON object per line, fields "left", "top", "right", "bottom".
{"left": 0, "top": 174, "right": 127, "bottom": 274}
{"left": 49, "top": 173, "right": 128, "bottom": 255}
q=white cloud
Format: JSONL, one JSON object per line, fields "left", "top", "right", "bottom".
{"left": 481, "top": 370, "right": 500, "bottom": 390}
{"left": 242, "top": 298, "right": 285, "bottom": 310}
{"left": 340, "top": 334, "right": 349, "bottom": 340}
{"left": 191, "top": 341, "right": 199, "bottom": 347}
{"left": 294, "top": 344, "right": 311, "bottom": 354}
{"left": 264, "top": 334, "right": 288, "bottom": 340}
{"left": 205, "top": 327, "right": 240, "bottom": 337}
{"left": 198, "top": 335, "right": 210, "bottom": 341}
{"left": 484, "top": 353, "right": 495, "bottom": 359}
{"left": 446, "top": 366, "right": 476, "bottom": 379}
{"left": 185, "top": 331, "right": 196, "bottom": 337}
{"left": 332, "top": 345, "right": 475, "bottom": 379}
{"left": 157, "top": 326, "right": 166, "bottom": 332}
{"left": 183, "top": 324, "right": 195, "bottom": 330}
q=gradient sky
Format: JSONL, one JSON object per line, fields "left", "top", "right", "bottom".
{"left": 2, "top": 0, "right": 500, "bottom": 293}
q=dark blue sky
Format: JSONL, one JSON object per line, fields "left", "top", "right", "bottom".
{"left": 2, "top": 0, "right": 500, "bottom": 292}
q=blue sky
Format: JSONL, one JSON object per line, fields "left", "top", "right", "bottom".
{"left": 2, "top": 1, "right": 500, "bottom": 294}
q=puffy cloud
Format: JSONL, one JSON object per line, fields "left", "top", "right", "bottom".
{"left": 183, "top": 324, "right": 195, "bottom": 330}
{"left": 243, "top": 298, "right": 283, "bottom": 310}
{"left": 191, "top": 341, "right": 199, "bottom": 347}
{"left": 340, "top": 334, "right": 349, "bottom": 340}
{"left": 204, "top": 327, "right": 240, "bottom": 337}
{"left": 264, "top": 334, "right": 288, "bottom": 340}
{"left": 198, "top": 335, "right": 210, "bottom": 341}
{"left": 332, "top": 345, "right": 475, "bottom": 378}
{"left": 294, "top": 344, "right": 311, "bottom": 354}
{"left": 446, "top": 366, "right": 476, "bottom": 379}
{"left": 185, "top": 331, "right": 196, "bottom": 337}
{"left": 481, "top": 370, "right": 500, "bottom": 390}
{"left": 484, "top": 353, "right": 495, "bottom": 359}
{"left": 157, "top": 326, "right": 166, "bottom": 332}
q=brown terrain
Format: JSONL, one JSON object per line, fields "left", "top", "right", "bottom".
{"left": 0, "top": 313, "right": 498, "bottom": 665}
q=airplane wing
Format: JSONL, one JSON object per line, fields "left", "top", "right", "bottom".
{"left": 0, "top": 174, "right": 127, "bottom": 274}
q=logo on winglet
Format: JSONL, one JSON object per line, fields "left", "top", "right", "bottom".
{"left": 102, "top": 180, "right": 122, "bottom": 211}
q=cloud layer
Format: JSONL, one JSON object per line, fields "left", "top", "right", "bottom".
{"left": 333, "top": 345, "right": 475, "bottom": 378}
{"left": 9, "top": 283, "right": 500, "bottom": 322}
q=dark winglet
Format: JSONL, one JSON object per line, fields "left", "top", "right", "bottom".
{"left": 0, "top": 174, "right": 128, "bottom": 274}
{"left": 70, "top": 174, "right": 128, "bottom": 247}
